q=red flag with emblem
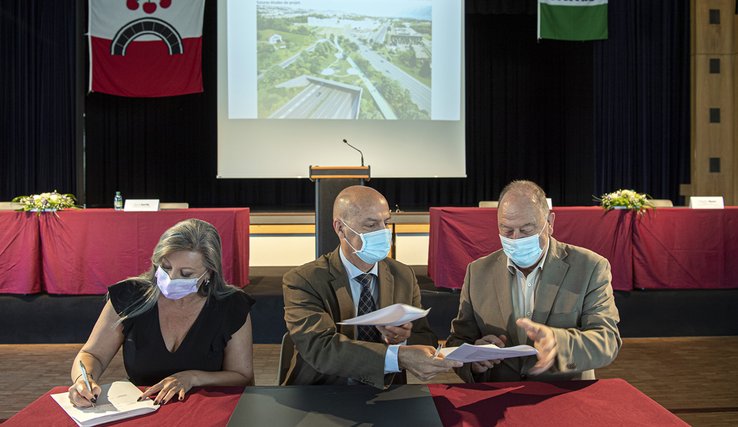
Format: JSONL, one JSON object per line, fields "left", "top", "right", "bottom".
{"left": 88, "top": 0, "right": 205, "bottom": 97}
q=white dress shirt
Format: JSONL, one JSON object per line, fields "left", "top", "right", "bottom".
{"left": 506, "top": 240, "right": 550, "bottom": 344}
{"left": 339, "top": 248, "right": 401, "bottom": 374}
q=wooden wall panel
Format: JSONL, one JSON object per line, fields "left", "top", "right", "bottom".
{"left": 691, "top": 0, "right": 737, "bottom": 204}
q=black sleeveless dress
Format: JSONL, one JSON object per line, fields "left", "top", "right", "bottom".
{"left": 108, "top": 280, "right": 254, "bottom": 386}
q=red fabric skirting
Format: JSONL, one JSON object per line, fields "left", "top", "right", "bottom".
{"left": 0, "top": 208, "right": 249, "bottom": 294}
{"left": 429, "top": 206, "right": 738, "bottom": 291}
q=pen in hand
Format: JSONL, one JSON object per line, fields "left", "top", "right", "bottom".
{"left": 79, "top": 361, "right": 96, "bottom": 406}
{"left": 433, "top": 343, "right": 443, "bottom": 358}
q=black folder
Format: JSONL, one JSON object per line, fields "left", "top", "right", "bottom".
{"left": 227, "top": 384, "right": 443, "bottom": 427}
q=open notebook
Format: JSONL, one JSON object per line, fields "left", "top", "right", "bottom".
{"left": 51, "top": 381, "right": 158, "bottom": 426}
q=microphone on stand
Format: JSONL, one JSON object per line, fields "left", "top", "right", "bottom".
{"left": 343, "top": 139, "right": 365, "bottom": 166}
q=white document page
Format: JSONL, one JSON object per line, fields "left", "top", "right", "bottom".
{"left": 337, "top": 303, "right": 430, "bottom": 327}
{"left": 51, "top": 381, "right": 158, "bottom": 427}
{"left": 440, "top": 343, "right": 538, "bottom": 363}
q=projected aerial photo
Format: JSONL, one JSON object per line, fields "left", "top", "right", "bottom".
{"left": 257, "top": 0, "right": 432, "bottom": 120}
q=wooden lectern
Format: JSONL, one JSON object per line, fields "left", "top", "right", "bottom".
{"left": 310, "top": 166, "right": 371, "bottom": 257}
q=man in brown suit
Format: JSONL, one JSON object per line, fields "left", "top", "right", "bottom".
{"left": 447, "top": 180, "right": 621, "bottom": 382}
{"left": 283, "top": 186, "right": 461, "bottom": 388}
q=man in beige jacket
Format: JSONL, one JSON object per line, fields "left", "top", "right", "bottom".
{"left": 283, "top": 186, "right": 461, "bottom": 388}
{"left": 447, "top": 180, "right": 621, "bottom": 382}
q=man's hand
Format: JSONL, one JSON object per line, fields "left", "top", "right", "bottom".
{"left": 377, "top": 322, "right": 412, "bottom": 345}
{"left": 516, "top": 318, "right": 557, "bottom": 375}
{"left": 470, "top": 334, "right": 507, "bottom": 374}
{"left": 398, "top": 345, "right": 462, "bottom": 382}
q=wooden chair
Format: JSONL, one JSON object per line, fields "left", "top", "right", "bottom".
{"left": 278, "top": 332, "right": 295, "bottom": 385}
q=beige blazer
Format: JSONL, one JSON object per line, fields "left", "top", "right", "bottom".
{"left": 282, "top": 248, "right": 437, "bottom": 389}
{"left": 447, "top": 237, "right": 621, "bottom": 382}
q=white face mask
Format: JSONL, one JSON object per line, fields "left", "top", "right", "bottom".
{"left": 155, "top": 266, "right": 205, "bottom": 300}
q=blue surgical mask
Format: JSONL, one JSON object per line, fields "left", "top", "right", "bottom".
{"left": 499, "top": 232, "right": 544, "bottom": 268}
{"left": 342, "top": 220, "right": 392, "bottom": 265}
{"left": 155, "top": 266, "right": 204, "bottom": 300}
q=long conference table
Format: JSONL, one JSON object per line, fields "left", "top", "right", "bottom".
{"left": 4, "top": 379, "right": 687, "bottom": 426}
{"left": 0, "top": 208, "right": 250, "bottom": 294}
{"left": 429, "top": 206, "right": 738, "bottom": 291}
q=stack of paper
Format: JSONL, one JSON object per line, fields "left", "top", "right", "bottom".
{"left": 440, "top": 343, "right": 538, "bottom": 362}
{"left": 337, "top": 303, "right": 430, "bottom": 327}
{"left": 51, "top": 381, "right": 158, "bottom": 426}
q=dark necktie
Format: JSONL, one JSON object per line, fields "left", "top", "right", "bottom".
{"left": 356, "top": 273, "right": 381, "bottom": 342}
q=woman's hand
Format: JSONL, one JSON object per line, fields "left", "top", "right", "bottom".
{"left": 139, "top": 372, "right": 196, "bottom": 405}
{"left": 68, "top": 376, "right": 102, "bottom": 408}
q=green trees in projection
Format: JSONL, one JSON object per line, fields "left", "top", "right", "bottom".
{"left": 359, "top": 97, "right": 383, "bottom": 119}
{"left": 376, "top": 76, "right": 428, "bottom": 119}
{"left": 353, "top": 57, "right": 371, "bottom": 75}
{"left": 409, "top": 21, "right": 431, "bottom": 35}
{"left": 351, "top": 54, "right": 429, "bottom": 120}
{"left": 292, "top": 41, "right": 336, "bottom": 76}
{"left": 399, "top": 49, "right": 417, "bottom": 68}
{"left": 337, "top": 36, "right": 358, "bottom": 53}
{"left": 257, "top": 15, "right": 308, "bottom": 33}
{"left": 256, "top": 13, "right": 318, "bottom": 70}
{"left": 258, "top": 41, "right": 340, "bottom": 117}
{"left": 419, "top": 60, "right": 431, "bottom": 79}
{"left": 259, "top": 66, "right": 296, "bottom": 117}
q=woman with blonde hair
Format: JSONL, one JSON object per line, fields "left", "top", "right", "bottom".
{"left": 68, "top": 219, "right": 254, "bottom": 407}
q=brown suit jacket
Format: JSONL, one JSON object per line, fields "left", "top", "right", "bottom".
{"left": 282, "top": 248, "right": 437, "bottom": 389}
{"left": 447, "top": 237, "right": 621, "bottom": 382}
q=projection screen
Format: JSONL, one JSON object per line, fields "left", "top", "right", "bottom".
{"left": 217, "top": 0, "right": 465, "bottom": 178}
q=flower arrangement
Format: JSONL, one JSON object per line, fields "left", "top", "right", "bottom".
{"left": 596, "top": 189, "right": 651, "bottom": 213}
{"left": 11, "top": 191, "right": 78, "bottom": 214}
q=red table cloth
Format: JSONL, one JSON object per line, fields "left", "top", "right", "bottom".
{"left": 0, "top": 212, "right": 42, "bottom": 294}
{"left": 428, "top": 379, "right": 686, "bottom": 426}
{"left": 3, "top": 386, "right": 243, "bottom": 427}
{"left": 39, "top": 209, "right": 250, "bottom": 294}
{"left": 632, "top": 207, "right": 738, "bottom": 289}
{"left": 0, "top": 208, "right": 249, "bottom": 294}
{"left": 429, "top": 207, "right": 634, "bottom": 291}
{"left": 5, "top": 379, "right": 685, "bottom": 426}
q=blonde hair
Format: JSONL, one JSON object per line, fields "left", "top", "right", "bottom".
{"left": 114, "top": 218, "right": 240, "bottom": 322}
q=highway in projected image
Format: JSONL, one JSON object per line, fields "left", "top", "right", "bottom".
{"left": 256, "top": 0, "right": 432, "bottom": 120}
{"left": 351, "top": 35, "right": 430, "bottom": 114}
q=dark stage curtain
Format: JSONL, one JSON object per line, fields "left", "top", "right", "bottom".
{"left": 0, "top": 0, "right": 77, "bottom": 199}
{"left": 84, "top": 1, "right": 597, "bottom": 210}
{"left": 593, "top": 0, "right": 690, "bottom": 202}
{"left": 3, "top": 0, "right": 690, "bottom": 210}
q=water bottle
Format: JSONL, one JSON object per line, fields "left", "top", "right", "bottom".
{"left": 114, "top": 191, "right": 124, "bottom": 211}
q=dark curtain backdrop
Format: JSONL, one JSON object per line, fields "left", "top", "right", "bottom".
{"left": 1, "top": 0, "right": 690, "bottom": 211}
{"left": 593, "top": 0, "right": 690, "bottom": 201}
{"left": 0, "top": 0, "right": 77, "bottom": 198}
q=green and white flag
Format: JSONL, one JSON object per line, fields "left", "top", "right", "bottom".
{"left": 538, "top": 0, "right": 608, "bottom": 41}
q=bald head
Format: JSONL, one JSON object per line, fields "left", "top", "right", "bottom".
{"left": 333, "top": 186, "right": 388, "bottom": 223}
{"left": 498, "top": 180, "right": 549, "bottom": 220}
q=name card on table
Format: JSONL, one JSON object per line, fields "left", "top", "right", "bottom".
{"left": 546, "top": 198, "right": 553, "bottom": 209}
{"left": 124, "top": 199, "right": 160, "bottom": 212}
{"left": 689, "top": 196, "right": 724, "bottom": 209}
